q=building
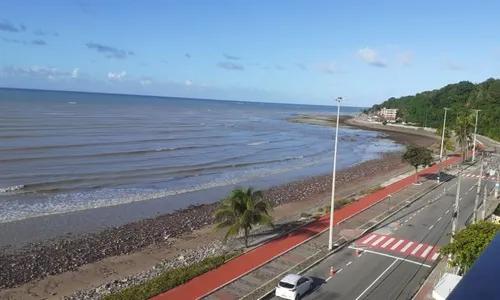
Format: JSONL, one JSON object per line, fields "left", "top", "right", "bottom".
{"left": 379, "top": 107, "right": 398, "bottom": 120}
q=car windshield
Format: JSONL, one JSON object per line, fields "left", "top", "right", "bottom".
{"left": 278, "top": 281, "right": 295, "bottom": 289}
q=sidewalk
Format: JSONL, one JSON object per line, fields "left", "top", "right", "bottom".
{"left": 153, "top": 156, "right": 461, "bottom": 300}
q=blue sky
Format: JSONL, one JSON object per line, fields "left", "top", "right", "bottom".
{"left": 1, "top": 0, "right": 500, "bottom": 106}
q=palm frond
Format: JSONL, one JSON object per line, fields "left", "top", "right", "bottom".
{"left": 255, "top": 213, "right": 274, "bottom": 228}
{"left": 223, "top": 222, "right": 242, "bottom": 242}
{"left": 214, "top": 208, "right": 235, "bottom": 221}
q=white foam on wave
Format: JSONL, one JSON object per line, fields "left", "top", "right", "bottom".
{"left": 0, "top": 156, "right": 330, "bottom": 224}
{"left": 0, "top": 185, "right": 25, "bottom": 193}
{"left": 246, "top": 141, "right": 268, "bottom": 146}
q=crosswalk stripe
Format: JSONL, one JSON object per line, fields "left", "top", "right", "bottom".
{"left": 381, "top": 238, "right": 395, "bottom": 248}
{"left": 372, "top": 236, "right": 386, "bottom": 246}
{"left": 391, "top": 240, "right": 404, "bottom": 250}
{"left": 421, "top": 246, "right": 433, "bottom": 258}
{"left": 362, "top": 234, "right": 377, "bottom": 245}
{"left": 411, "top": 244, "right": 423, "bottom": 255}
{"left": 400, "top": 242, "right": 413, "bottom": 253}
{"left": 432, "top": 252, "right": 440, "bottom": 260}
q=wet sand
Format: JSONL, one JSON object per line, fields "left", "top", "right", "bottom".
{"left": 0, "top": 114, "right": 438, "bottom": 295}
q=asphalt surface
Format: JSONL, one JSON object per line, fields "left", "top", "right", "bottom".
{"left": 267, "top": 160, "right": 497, "bottom": 300}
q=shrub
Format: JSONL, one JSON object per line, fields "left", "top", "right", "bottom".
{"left": 334, "top": 197, "right": 354, "bottom": 209}
{"left": 312, "top": 213, "right": 322, "bottom": 220}
{"left": 300, "top": 212, "right": 312, "bottom": 218}
{"left": 101, "top": 251, "right": 241, "bottom": 300}
{"left": 358, "top": 185, "right": 383, "bottom": 196}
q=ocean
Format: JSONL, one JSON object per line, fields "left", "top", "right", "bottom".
{"left": 0, "top": 88, "right": 402, "bottom": 227}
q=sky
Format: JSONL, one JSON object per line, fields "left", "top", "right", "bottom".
{"left": 1, "top": 0, "right": 500, "bottom": 106}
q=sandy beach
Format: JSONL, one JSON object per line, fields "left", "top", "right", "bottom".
{"left": 0, "top": 114, "right": 438, "bottom": 300}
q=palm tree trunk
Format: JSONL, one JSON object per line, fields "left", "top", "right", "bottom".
{"left": 244, "top": 228, "right": 249, "bottom": 248}
{"left": 415, "top": 166, "right": 418, "bottom": 183}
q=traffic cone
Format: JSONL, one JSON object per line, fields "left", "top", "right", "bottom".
{"left": 355, "top": 249, "right": 359, "bottom": 256}
{"left": 396, "top": 220, "right": 401, "bottom": 227}
{"left": 329, "top": 266, "right": 335, "bottom": 276}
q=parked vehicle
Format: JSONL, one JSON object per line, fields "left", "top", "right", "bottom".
{"left": 275, "top": 274, "right": 313, "bottom": 300}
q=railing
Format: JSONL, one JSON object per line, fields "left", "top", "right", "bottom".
{"left": 447, "top": 232, "right": 500, "bottom": 299}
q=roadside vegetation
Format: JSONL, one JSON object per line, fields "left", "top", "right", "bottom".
{"left": 366, "top": 79, "right": 500, "bottom": 141}
{"left": 101, "top": 251, "right": 241, "bottom": 300}
{"left": 214, "top": 187, "right": 274, "bottom": 248}
{"left": 439, "top": 221, "right": 500, "bottom": 275}
{"left": 401, "top": 145, "right": 434, "bottom": 183}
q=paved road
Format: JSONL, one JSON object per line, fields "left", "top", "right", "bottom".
{"left": 266, "top": 162, "right": 493, "bottom": 300}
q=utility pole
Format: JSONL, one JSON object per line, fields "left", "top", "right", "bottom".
{"left": 451, "top": 165, "right": 462, "bottom": 247}
{"left": 438, "top": 108, "right": 450, "bottom": 183}
{"left": 482, "top": 184, "right": 487, "bottom": 221}
{"left": 472, "top": 110, "right": 480, "bottom": 162}
{"left": 495, "top": 166, "right": 500, "bottom": 199}
{"left": 473, "top": 157, "right": 484, "bottom": 223}
{"left": 328, "top": 96, "right": 343, "bottom": 251}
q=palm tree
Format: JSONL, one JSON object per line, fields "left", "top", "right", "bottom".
{"left": 455, "top": 112, "right": 474, "bottom": 161}
{"left": 214, "top": 187, "right": 274, "bottom": 247}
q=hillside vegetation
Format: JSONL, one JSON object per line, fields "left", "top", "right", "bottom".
{"left": 371, "top": 78, "right": 500, "bottom": 141}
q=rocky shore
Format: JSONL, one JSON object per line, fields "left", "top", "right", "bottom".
{"left": 0, "top": 150, "right": 409, "bottom": 290}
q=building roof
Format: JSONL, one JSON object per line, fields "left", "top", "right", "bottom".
{"left": 432, "top": 273, "right": 462, "bottom": 300}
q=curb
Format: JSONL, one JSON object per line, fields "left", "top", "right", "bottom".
{"left": 254, "top": 180, "right": 447, "bottom": 300}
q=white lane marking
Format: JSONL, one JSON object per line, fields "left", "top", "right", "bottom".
{"left": 346, "top": 261, "right": 352, "bottom": 266}
{"left": 401, "top": 242, "right": 413, "bottom": 253}
{"left": 437, "top": 217, "right": 442, "bottom": 222}
{"left": 337, "top": 268, "right": 343, "bottom": 273}
{"left": 362, "top": 234, "right": 378, "bottom": 245}
{"left": 325, "top": 276, "right": 332, "bottom": 282}
{"left": 355, "top": 259, "right": 399, "bottom": 300}
{"left": 411, "top": 244, "right": 423, "bottom": 255}
{"left": 358, "top": 252, "right": 363, "bottom": 257}
{"left": 372, "top": 236, "right": 386, "bottom": 246}
{"left": 421, "top": 246, "right": 433, "bottom": 258}
{"left": 361, "top": 249, "right": 431, "bottom": 268}
{"left": 404, "top": 219, "right": 409, "bottom": 223}
{"left": 381, "top": 238, "right": 395, "bottom": 248}
{"left": 429, "top": 225, "right": 434, "bottom": 231}
{"left": 391, "top": 240, "right": 404, "bottom": 250}
{"left": 432, "top": 253, "right": 440, "bottom": 260}
{"left": 446, "top": 209, "right": 450, "bottom": 214}
{"left": 409, "top": 216, "right": 413, "bottom": 220}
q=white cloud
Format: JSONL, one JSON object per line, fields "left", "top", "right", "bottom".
{"left": 357, "top": 47, "right": 387, "bottom": 67}
{"left": 2, "top": 65, "right": 74, "bottom": 80}
{"left": 72, "top": 68, "right": 79, "bottom": 78}
{"left": 185, "top": 79, "right": 192, "bottom": 86}
{"left": 108, "top": 71, "right": 126, "bottom": 81}
{"left": 442, "top": 60, "right": 462, "bottom": 71}
{"left": 396, "top": 51, "right": 412, "bottom": 66}
{"left": 140, "top": 79, "right": 152, "bottom": 86}
{"left": 317, "top": 62, "right": 341, "bottom": 74}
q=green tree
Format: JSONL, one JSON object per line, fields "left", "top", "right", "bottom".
{"left": 214, "top": 187, "right": 274, "bottom": 247}
{"left": 401, "top": 145, "right": 434, "bottom": 183}
{"left": 439, "top": 221, "right": 500, "bottom": 275}
{"left": 372, "top": 78, "right": 500, "bottom": 142}
{"left": 436, "top": 126, "right": 455, "bottom": 158}
{"left": 455, "top": 112, "right": 474, "bottom": 161}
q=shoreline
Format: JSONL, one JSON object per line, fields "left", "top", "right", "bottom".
{"left": 0, "top": 114, "right": 439, "bottom": 297}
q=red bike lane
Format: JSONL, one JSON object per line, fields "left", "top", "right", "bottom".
{"left": 153, "top": 156, "right": 461, "bottom": 300}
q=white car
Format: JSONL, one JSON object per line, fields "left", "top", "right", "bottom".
{"left": 275, "top": 274, "right": 313, "bottom": 300}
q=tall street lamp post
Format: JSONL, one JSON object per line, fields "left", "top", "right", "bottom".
{"left": 450, "top": 164, "right": 462, "bottom": 262}
{"left": 438, "top": 108, "right": 450, "bottom": 183}
{"left": 328, "top": 96, "right": 343, "bottom": 251}
{"left": 472, "top": 110, "right": 480, "bottom": 162}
